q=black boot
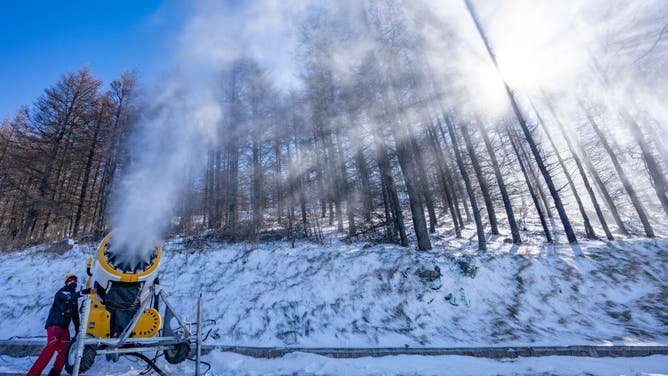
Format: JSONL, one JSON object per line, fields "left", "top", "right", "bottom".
{"left": 47, "top": 369, "right": 61, "bottom": 376}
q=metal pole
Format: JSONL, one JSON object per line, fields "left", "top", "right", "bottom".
{"left": 160, "top": 289, "right": 192, "bottom": 337}
{"left": 115, "top": 294, "right": 152, "bottom": 347}
{"left": 195, "top": 294, "right": 202, "bottom": 376}
{"left": 72, "top": 296, "right": 91, "bottom": 376}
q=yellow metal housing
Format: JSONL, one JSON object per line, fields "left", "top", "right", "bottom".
{"left": 86, "top": 295, "right": 162, "bottom": 339}
{"left": 87, "top": 296, "right": 111, "bottom": 338}
{"left": 132, "top": 307, "right": 162, "bottom": 338}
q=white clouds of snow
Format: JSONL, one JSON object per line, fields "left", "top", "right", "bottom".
{"left": 109, "top": 0, "right": 317, "bottom": 264}
{"left": 108, "top": 0, "right": 668, "bottom": 263}
{"left": 110, "top": 76, "right": 221, "bottom": 265}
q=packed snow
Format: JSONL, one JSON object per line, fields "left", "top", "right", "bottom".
{"left": 1, "top": 351, "right": 667, "bottom": 376}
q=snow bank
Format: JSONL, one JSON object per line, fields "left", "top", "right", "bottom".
{"left": 1, "top": 234, "right": 666, "bottom": 348}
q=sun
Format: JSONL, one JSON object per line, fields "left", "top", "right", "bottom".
{"left": 470, "top": 60, "right": 508, "bottom": 114}
{"left": 466, "top": 25, "right": 584, "bottom": 115}
{"left": 462, "top": 0, "right": 588, "bottom": 110}
{"left": 496, "top": 46, "right": 544, "bottom": 91}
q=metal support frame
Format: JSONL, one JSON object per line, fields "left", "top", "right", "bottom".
{"left": 114, "top": 292, "right": 153, "bottom": 347}
{"left": 158, "top": 288, "right": 192, "bottom": 339}
{"left": 72, "top": 296, "right": 92, "bottom": 376}
{"left": 84, "top": 336, "right": 184, "bottom": 347}
{"left": 69, "top": 285, "right": 200, "bottom": 375}
{"left": 196, "top": 294, "right": 202, "bottom": 376}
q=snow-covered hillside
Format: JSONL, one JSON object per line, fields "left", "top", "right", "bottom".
{"left": 2, "top": 233, "right": 667, "bottom": 346}
{"left": 1, "top": 230, "right": 667, "bottom": 375}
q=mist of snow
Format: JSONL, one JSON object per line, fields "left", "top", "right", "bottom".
{"left": 108, "top": 0, "right": 668, "bottom": 264}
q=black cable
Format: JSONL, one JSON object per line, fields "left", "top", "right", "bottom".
{"left": 201, "top": 327, "right": 214, "bottom": 342}
{"left": 126, "top": 352, "right": 169, "bottom": 376}
{"left": 139, "top": 350, "right": 161, "bottom": 375}
{"left": 187, "top": 357, "right": 212, "bottom": 375}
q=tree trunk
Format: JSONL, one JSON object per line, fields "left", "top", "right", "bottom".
{"left": 274, "top": 137, "right": 284, "bottom": 225}
{"left": 437, "top": 117, "right": 471, "bottom": 224}
{"left": 215, "top": 147, "right": 223, "bottom": 227}
{"left": 623, "top": 111, "right": 668, "bottom": 216}
{"left": 291, "top": 127, "right": 309, "bottom": 238}
{"left": 426, "top": 122, "right": 461, "bottom": 237}
{"left": 227, "top": 141, "right": 239, "bottom": 231}
{"left": 474, "top": 119, "right": 521, "bottom": 243}
{"left": 540, "top": 97, "right": 614, "bottom": 240}
{"left": 285, "top": 139, "right": 296, "bottom": 244}
{"left": 251, "top": 134, "right": 263, "bottom": 231}
{"left": 465, "top": 0, "right": 577, "bottom": 243}
{"left": 581, "top": 101, "right": 654, "bottom": 237}
{"left": 381, "top": 178, "right": 395, "bottom": 241}
{"left": 313, "top": 126, "right": 327, "bottom": 219}
{"left": 460, "top": 120, "right": 499, "bottom": 235}
{"left": 397, "top": 144, "right": 431, "bottom": 250}
{"left": 334, "top": 126, "right": 355, "bottom": 236}
{"left": 203, "top": 152, "right": 212, "bottom": 228}
{"left": 354, "top": 146, "right": 373, "bottom": 223}
{"left": 577, "top": 143, "right": 629, "bottom": 236}
{"left": 389, "top": 123, "right": 432, "bottom": 250}
{"left": 589, "top": 57, "right": 668, "bottom": 217}
{"left": 507, "top": 127, "right": 552, "bottom": 242}
{"left": 445, "top": 114, "right": 486, "bottom": 250}
{"left": 22, "top": 124, "right": 67, "bottom": 237}
{"left": 373, "top": 130, "right": 407, "bottom": 246}
{"left": 410, "top": 132, "right": 437, "bottom": 233}
{"left": 532, "top": 103, "right": 596, "bottom": 239}
{"left": 73, "top": 104, "right": 106, "bottom": 237}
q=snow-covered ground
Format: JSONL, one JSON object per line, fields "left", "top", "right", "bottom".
{"left": 0, "top": 226, "right": 667, "bottom": 374}
{"left": 1, "top": 351, "right": 667, "bottom": 375}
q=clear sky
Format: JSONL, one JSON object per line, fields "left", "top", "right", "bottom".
{"left": 0, "top": 0, "right": 188, "bottom": 119}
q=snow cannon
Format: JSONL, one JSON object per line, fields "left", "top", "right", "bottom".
{"left": 87, "top": 233, "right": 162, "bottom": 339}
{"left": 64, "top": 233, "right": 203, "bottom": 375}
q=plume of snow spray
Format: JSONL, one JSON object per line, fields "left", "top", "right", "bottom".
{"left": 110, "top": 84, "right": 221, "bottom": 266}
{"left": 107, "top": 0, "right": 668, "bottom": 264}
{"left": 108, "top": 0, "right": 307, "bottom": 266}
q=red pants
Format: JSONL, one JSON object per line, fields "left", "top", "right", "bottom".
{"left": 27, "top": 325, "right": 70, "bottom": 376}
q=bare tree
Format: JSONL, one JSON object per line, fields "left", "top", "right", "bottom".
{"left": 580, "top": 100, "right": 654, "bottom": 237}
{"left": 445, "top": 113, "right": 486, "bottom": 251}
{"left": 474, "top": 118, "right": 521, "bottom": 243}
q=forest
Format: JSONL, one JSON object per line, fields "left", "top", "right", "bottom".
{"left": 0, "top": 0, "right": 666, "bottom": 251}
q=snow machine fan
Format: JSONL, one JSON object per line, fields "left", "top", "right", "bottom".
{"left": 64, "top": 233, "right": 202, "bottom": 375}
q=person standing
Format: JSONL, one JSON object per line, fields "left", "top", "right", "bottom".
{"left": 27, "top": 274, "right": 94, "bottom": 376}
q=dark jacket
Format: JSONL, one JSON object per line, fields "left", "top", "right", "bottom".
{"left": 44, "top": 286, "right": 89, "bottom": 331}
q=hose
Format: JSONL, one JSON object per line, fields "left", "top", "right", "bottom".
{"left": 126, "top": 352, "right": 169, "bottom": 376}
{"left": 139, "top": 350, "right": 162, "bottom": 375}
{"left": 187, "top": 356, "right": 212, "bottom": 375}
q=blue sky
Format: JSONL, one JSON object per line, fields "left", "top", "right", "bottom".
{"left": 0, "top": 0, "right": 189, "bottom": 119}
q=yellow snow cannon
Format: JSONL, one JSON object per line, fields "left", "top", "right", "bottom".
{"left": 85, "top": 233, "right": 162, "bottom": 339}
{"left": 64, "top": 233, "right": 202, "bottom": 375}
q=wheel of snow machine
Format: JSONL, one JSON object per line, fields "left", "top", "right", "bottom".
{"left": 164, "top": 342, "right": 190, "bottom": 364}
{"left": 64, "top": 337, "right": 96, "bottom": 374}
